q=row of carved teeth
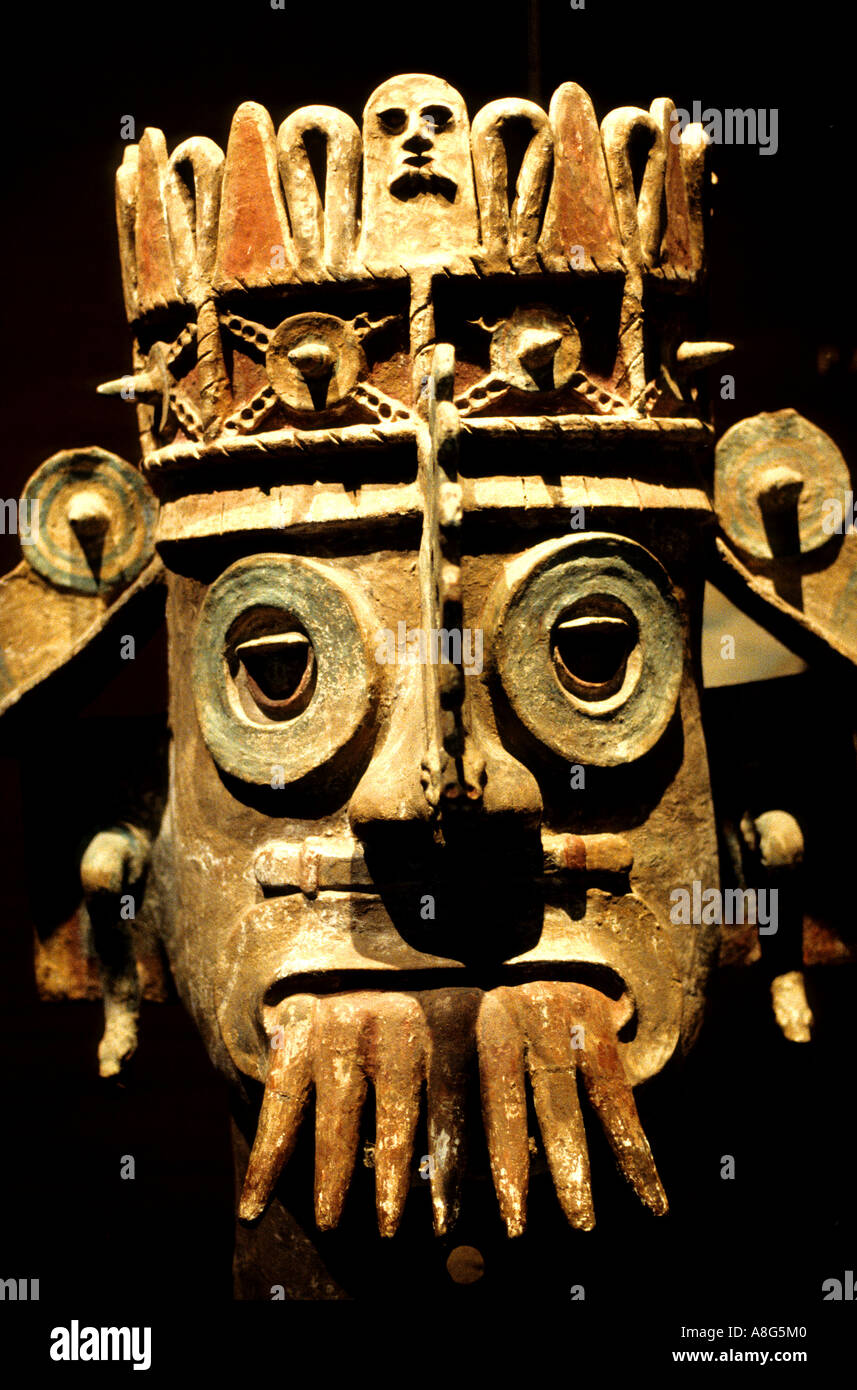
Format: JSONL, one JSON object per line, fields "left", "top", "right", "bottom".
{"left": 238, "top": 980, "right": 667, "bottom": 1238}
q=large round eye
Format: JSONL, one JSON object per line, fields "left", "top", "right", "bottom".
{"left": 193, "top": 555, "right": 378, "bottom": 785}
{"left": 483, "top": 534, "right": 683, "bottom": 767}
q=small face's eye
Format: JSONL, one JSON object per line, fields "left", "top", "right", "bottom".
{"left": 378, "top": 107, "right": 407, "bottom": 134}
{"left": 421, "top": 104, "right": 453, "bottom": 133}
{"left": 552, "top": 611, "right": 637, "bottom": 701}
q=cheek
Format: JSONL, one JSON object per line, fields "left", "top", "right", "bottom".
{"left": 378, "top": 133, "right": 404, "bottom": 164}
{"left": 434, "top": 130, "right": 462, "bottom": 161}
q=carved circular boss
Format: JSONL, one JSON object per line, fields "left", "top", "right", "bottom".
{"left": 715, "top": 409, "right": 850, "bottom": 560}
{"left": 265, "top": 313, "right": 365, "bottom": 412}
{"left": 21, "top": 447, "right": 156, "bottom": 595}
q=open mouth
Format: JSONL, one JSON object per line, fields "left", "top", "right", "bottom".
{"left": 389, "top": 167, "right": 458, "bottom": 202}
{"left": 221, "top": 873, "right": 680, "bottom": 1240}
{"left": 216, "top": 825, "right": 680, "bottom": 1239}
{"left": 262, "top": 960, "right": 631, "bottom": 1007}
{"left": 237, "top": 977, "right": 667, "bottom": 1239}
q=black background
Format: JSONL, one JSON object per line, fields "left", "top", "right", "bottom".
{"left": 0, "top": 0, "right": 854, "bottom": 1367}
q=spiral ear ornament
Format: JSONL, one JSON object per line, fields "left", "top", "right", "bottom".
{"left": 715, "top": 409, "right": 850, "bottom": 560}
{"left": 21, "top": 446, "right": 156, "bottom": 595}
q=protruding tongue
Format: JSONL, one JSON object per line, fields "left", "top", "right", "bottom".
{"left": 421, "top": 989, "right": 481, "bottom": 1237}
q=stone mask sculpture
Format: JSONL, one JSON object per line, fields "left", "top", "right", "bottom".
{"left": 1, "top": 74, "right": 854, "bottom": 1299}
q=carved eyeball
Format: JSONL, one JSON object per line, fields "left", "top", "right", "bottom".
{"left": 193, "top": 555, "right": 378, "bottom": 785}
{"left": 483, "top": 534, "right": 683, "bottom": 767}
{"left": 550, "top": 597, "right": 640, "bottom": 703}
{"left": 227, "top": 614, "right": 317, "bottom": 723}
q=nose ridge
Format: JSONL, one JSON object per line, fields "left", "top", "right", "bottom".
{"left": 475, "top": 724, "right": 543, "bottom": 828}
{"left": 348, "top": 662, "right": 432, "bottom": 833}
{"left": 402, "top": 125, "right": 433, "bottom": 154}
{"left": 348, "top": 660, "right": 542, "bottom": 835}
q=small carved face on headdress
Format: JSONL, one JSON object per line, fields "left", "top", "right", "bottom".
{"left": 360, "top": 74, "right": 478, "bottom": 267}
{"left": 371, "top": 78, "right": 461, "bottom": 202}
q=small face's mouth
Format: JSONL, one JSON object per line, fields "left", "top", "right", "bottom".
{"left": 389, "top": 166, "right": 458, "bottom": 203}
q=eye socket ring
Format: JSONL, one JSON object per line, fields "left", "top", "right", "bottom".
{"left": 193, "top": 555, "right": 378, "bottom": 786}
{"left": 484, "top": 533, "right": 684, "bottom": 767}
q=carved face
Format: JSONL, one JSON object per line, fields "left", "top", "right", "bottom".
{"left": 360, "top": 74, "right": 479, "bottom": 267}
{"left": 160, "top": 502, "right": 717, "bottom": 1240}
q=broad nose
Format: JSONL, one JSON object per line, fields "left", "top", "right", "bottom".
{"left": 347, "top": 655, "right": 544, "bottom": 963}
{"left": 401, "top": 113, "right": 435, "bottom": 154}
{"left": 348, "top": 658, "right": 542, "bottom": 837}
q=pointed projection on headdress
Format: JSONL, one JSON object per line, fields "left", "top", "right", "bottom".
{"left": 539, "top": 83, "right": 622, "bottom": 273}
{"left": 115, "top": 145, "right": 140, "bottom": 321}
{"left": 277, "top": 106, "right": 361, "bottom": 280}
{"left": 135, "top": 129, "right": 181, "bottom": 314}
{"left": 601, "top": 102, "right": 668, "bottom": 270}
{"left": 214, "top": 102, "right": 298, "bottom": 291}
{"left": 164, "top": 137, "right": 224, "bottom": 307}
{"left": 471, "top": 98, "right": 553, "bottom": 273}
